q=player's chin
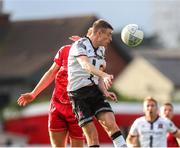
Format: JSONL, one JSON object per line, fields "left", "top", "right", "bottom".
{"left": 102, "top": 42, "right": 109, "bottom": 47}
{"left": 149, "top": 111, "right": 154, "bottom": 115}
{"left": 106, "top": 42, "right": 110, "bottom": 46}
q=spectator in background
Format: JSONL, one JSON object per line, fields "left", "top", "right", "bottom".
{"left": 160, "top": 102, "right": 180, "bottom": 147}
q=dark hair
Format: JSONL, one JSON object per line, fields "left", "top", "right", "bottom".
{"left": 92, "top": 19, "right": 113, "bottom": 33}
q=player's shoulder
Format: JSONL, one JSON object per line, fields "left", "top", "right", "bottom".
{"left": 57, "top": 45, "right": 72, "bottom": 54}
{"left": 59, "top": 44, "right": 72, "bottom": 51}
{"left": 159, "top": 116, "right": 174, "bottom": 124}
{"left": 70, "top": 37, "right": 89, "bottom": 51}
{"left": 134, "top": 116, "right": 146, "bottom": 124}
{"left": 157, "top": 116, "right": 175, "bottom": 127}
{"left": 158, "top": 116, "right": 170, "bottom": 122}
{"left": 73, "top": 37, "right": 87, "bottom": 43}
{"left": 78, "top": 36, "right": 89, "bottom": 42}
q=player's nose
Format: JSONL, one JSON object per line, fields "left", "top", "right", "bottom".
{"left": 109, "top": 36, "right": 112, "bottom": 42}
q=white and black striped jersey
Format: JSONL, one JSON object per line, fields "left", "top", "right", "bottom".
{"left": 129, "top": 116, "right": 177, "bottom": 147}
{"left": 67, "top": 37, "right": 106, "bottom": 92}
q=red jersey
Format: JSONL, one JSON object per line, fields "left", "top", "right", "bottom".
{"left": 52, "top": 45, "right": 71, "bottom": 104}
{"left": 167, "top": 133, "right": 179, "bottom": 147}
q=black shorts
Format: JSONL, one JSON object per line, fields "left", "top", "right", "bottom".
{"left": 68, "top": 85, "right": 113, "bottom": 127}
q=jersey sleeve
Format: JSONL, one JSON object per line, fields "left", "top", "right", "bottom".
{"left": 54, "top": 46, "right": 64, "bottom": 66}
{"left": 165, "top": 118, "right": 178, "bottom": 134}
{"left": 129, "top": 119, "right": 139, "bottom": 136}
{"left": 71, "top": 40, "right": 87, "bottom": 57}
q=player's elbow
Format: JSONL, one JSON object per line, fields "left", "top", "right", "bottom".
{"left": 126, "top": 135, "right": 137, "bottom": 147}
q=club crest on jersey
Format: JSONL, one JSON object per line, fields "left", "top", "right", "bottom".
{"left": 158, "top": 123, "right": 163, "bottom": 128}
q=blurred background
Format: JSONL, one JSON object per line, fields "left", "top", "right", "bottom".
{"left": 0, "top": 0, "right": 180, "bottom": 146}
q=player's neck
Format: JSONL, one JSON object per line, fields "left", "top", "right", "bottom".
{"left": 145, "top": 115, "right": 158, "bottom": 123}
{"left": 89, "top": 36, "right": 99, "bottom": 49}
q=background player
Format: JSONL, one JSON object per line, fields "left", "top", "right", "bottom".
{"left": 126, "top": 96, "right": 180, "bottom": 147}
{"left": 160, "top": 102, "right": 180, "bottom": 147}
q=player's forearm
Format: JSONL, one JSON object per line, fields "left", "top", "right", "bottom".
{"left": 82, "top": 61, "right": 106, "bottom": 78}
{"left": 98, "top": 78, "right": 108, "bottom": 95}
{"left": 31, "top": 70, "right": 56, "bottom": 98}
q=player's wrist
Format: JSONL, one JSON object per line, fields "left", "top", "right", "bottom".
{"left": 101, "top": 71, "right": 108, "bottom": 78}
{"left": 30, "top": 92, "right": 37, "bottom": 99}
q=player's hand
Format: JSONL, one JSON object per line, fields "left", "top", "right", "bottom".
{"left": 104, "top": 91, "right": 117, "bottom": 102}
{"left": 17, "top": 93, "right": 35, "bottom": 106}
{"left": 103, "top": 74, "right": 113, "bottom": 89}
{"left": 69, "top": 35, "right": 81, "bottom": 41}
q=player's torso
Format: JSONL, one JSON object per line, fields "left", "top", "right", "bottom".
{"left": 137, "top": 117, "right": 168, "bottom": 147}
{"left": 53, "top": 45, "right": 71, "bottom": 104}
{"left": 55, "top": 47, "right": 69, "bottom": 84}
{"left": 68, "top": 37, "right": 105, "bottom": 91}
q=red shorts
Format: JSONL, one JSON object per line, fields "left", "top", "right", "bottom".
{"left": 48, "top": 100, "right": 84, "bottom": 140}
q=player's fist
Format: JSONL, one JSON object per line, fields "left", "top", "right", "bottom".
{"left": 17, "top": 92, "right": 35, "bottom": 106}
{"left": 103, "top": 74, "right": 113, "bottom": 89}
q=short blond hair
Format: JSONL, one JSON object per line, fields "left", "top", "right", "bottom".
{"left": 144, "top": 96, "right": 158, "bottom": 106}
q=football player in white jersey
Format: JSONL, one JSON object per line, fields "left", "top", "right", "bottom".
{"left": 67, "top": 19, "right": 127, "bottom": 147}
{"left": 126, "top": 96, "right": 180, "bottom": 147}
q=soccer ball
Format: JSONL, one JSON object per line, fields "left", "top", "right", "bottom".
{"left": 121, "top": 24, "right": 144, "bottom": 47}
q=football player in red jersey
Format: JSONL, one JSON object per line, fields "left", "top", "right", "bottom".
{"left": 160, "top": 103, "right": 180, "bottom": 147}
{"left": 17, "top": 36, "right": 84, "bottom": 147}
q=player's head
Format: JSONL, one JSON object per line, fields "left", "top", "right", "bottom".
{"left": 143, "top": 96, "right": 158, "bottom": 117}
{"left": 91, "top": 19, "right": 113, "bottom": 47}
{"left": 160, "top": 102, "right": 174, "bottom": 120}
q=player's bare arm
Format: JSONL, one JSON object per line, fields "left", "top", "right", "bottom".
{"left": 76, "top": 55, "right": 113, "bottom": 89}
{"left": 17, "top": 62, "right": 60, "bottom": 106}
{"left": 98, "top": 77, "right": 117, "bottom": 102}
{"left": 126, "top": 134, "right": 139, "bottom": 148}
{"left": 98, "top": 65, "right": 117, "bottom": 102}
{"left": 174, "top": 129, "right": 180, "bottom": 138}
{"left": 176, "top": 138, "right": 180, "bottom": 146}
